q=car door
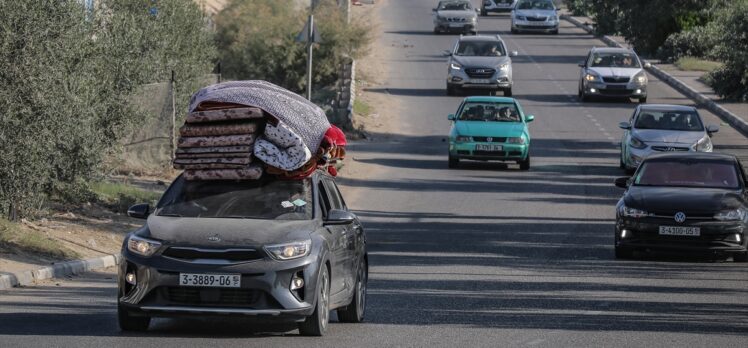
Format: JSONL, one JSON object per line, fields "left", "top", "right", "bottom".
{"left": 622, "top": 108, "right": 638, "bottom": 160}
{"left": 322, "top": 178, "right": 357, "bottom": 292}
{"left": 317, "top": 179, "right": 347, "bottom": 296}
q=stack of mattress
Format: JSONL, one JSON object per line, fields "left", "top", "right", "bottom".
{"left": 175, "top": 80, "right": 346, "bottom": 181}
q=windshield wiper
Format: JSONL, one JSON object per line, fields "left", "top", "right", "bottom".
{"left": 157, "top": 213, "right": 182, "bottom": 217}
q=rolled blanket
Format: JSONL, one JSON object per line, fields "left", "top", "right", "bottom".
{"left": 175, "top": 152, "right": 252, "bottom": 159}
{"left": 184, "top": 166, "right": 264, "bottom": 181}
{"left": 254, "top": 123, "right": 312, "bottom": 171}
{"left": 177, "top": 134, "right": 256, "bottom": 148}
{"left": 176, "top": 145, "right": 252, "bottom": 154}
{"left": 186, "top": 107, "right": 264, "bottom": 123}
{"left": 174, "top": 163, "right": 249, "bottom": 170}
{"left": 179, "top": 123, "right": 259, "bottom": 137}
{"left": 174, "top": 157, "right": 252, "bottom": 165}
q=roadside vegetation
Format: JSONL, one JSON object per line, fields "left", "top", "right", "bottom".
{"left": 674, "top": 57, "right": 723, "bottom": 73}
{"left": 563, "top": 0, "right": 748, "bottom": 101}
{"left": 0, "top": 219, "right": 80, "bottom": 260}
{"left": 90, "top": 182, "right": 162, "bottom": 214}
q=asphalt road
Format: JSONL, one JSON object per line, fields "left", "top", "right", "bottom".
{"left": 2, "top": 1, "right": 747, "bottom": 346}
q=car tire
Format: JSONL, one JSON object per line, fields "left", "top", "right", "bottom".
{"left": 615, "top": 245, "right": 634, "bottom": 259}
{"left": 551, "top": 29, "right": 559, "bottom": 34}
{"left": 734, "top": 251, "right": 747, "bottom": 262}
{"left": 118, "top": 303, "right": 150, "bottom": 331}
{"left": 503, "top": 88, "right": 512, "bottom": 97}
{"left": 469, "top": 30, "right": 477, "bottom": 35}
{"left": 639, "top": 97, "right": 647, "bottom": 103}
{"left": 481, "top": 9, "right": 487, "bottom": 16}
{"left": 448, "top": 155, "right": 459, "bottom": 169}
{"left": 433, "top": 27, "right": 440, "bottom": 34}
{"left": 298, "top": 266, "right": 330, "bottom": 336}
{"left": 619, "top": 154, "right": 626, "bottom": 169}
{"left": 337, "top": 258, "right": 367, "bottom": 323}
{"left": 446, "top": 84, "right": 457, "bottom": 96}
{"left": 511, "top": 27, "right": 518, "bottom": 34}
{"left": 519, "top": 154, "right": 530, "bottom": 170}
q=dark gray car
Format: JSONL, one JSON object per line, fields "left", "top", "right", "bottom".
{"left": 117, "top": 171, "right": 367, "bottom": 336}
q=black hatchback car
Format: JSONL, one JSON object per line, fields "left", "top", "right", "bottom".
{"left": 117, "top": 171, "right": 368, "bottom": 336}
{"left": 614, "top": 153, "right": 748, "bottom": 261}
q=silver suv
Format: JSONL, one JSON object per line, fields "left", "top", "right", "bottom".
{"left": 578, "top": 47, "right": 650, "bottom": 103}
{"left": 445, "top": 35, "right": 518, "bottom": 96}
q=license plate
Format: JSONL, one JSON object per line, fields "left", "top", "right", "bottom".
{"left": 179, "top": 273, "right": 241, "bottom": 288}
{"left": 476, "top": 144, "right": 503, "bottom": 152}
{"left": 470, "top": 79, "right": 491, "bottom": 84}
{"left": 606, "top": 85, "right": 626, "bottom": 89}
{"left": 449, "top": 23, "right": 465, "bottom": 28}
{"left": 658, "top": 226, "right": 700, "bottom": 236}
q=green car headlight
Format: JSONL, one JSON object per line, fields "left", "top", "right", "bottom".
{"left": 455, "top": 136, "right": 472, "bottom": 142}
{"left": 507, "top": 137, "right": 525, "bottom": 144}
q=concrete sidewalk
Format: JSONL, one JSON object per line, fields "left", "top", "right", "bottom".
{"left": 560, "top": 11, "right": 748, "bottom": 136}
{"left": 0, "top": 254, "right": 120, "bottom": 290}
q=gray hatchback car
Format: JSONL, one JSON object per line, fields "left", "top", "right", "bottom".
{"left": 445, "top": 35, "right": 518, "bottom": 96}
{"left": 117, "top": 171, "right": 368, "bottom": 336}
{"left": 578, "top": 47, "right": 650, "bottom": 103}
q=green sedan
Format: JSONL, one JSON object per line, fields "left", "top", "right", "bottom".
{"left": 447, "top": 96, "right": 534, "bottom": 169}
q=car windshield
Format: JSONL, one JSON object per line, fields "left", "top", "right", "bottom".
{"left": 155, "top": 176, "right": 313, "bottom": 220}
{"left": 516, "top": 0, "right": 554, "bottom": 10}
{"left": 458, "top": 102, "right": 521, "bottom": 122}
{"left": 590, "top": 52, "right": 640, "bottom": 68}
{"left": 438, "top": 1, "right": 472, "bottom": 10}
{"left": 634, "top": 160, "right": 740, "bottom": 189}
{"left": 634, "top": 110, "right": 704, "bottom": 131}
{"left": 455, "top": 41, "right": 505, "bottom": 56}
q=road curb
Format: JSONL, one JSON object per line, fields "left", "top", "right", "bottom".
{"left": 561, "top": 14, "right": 748, "bottom": 137}
{"left": 0, "top": 254, "right": 121, "bottom": 291}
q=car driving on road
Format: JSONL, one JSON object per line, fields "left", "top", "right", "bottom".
{"left": 614, "top": 153, "right": 748, "bottom": 261}
{"left": 480, "top": 0, "right": 516, "bottom": 16}
{"left": 619, "top": 104, "right": 719, "bottom": 173}
{"left": 578, "top": 47, "right": 650, "bottom": 103}
{"left": 448, "top": 96, "right": 533, "bottom": 169}
{"left": 432, "top": 0, "right": 478, "bottom": 35}
{"left": 510, "top": 0, "right": 559, "bottom": 34}
{"left": 445, "top": 35, "right": 518, "bottom": 96}
{"left": 117, "top": 171, "right": 368, "bottom": 336}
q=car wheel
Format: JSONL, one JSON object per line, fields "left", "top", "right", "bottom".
{"left": 734, "top": 251, "right": 747, "bottom": 262}
{"left": 118, "top": 303, "right": 150, "bottom": 331}
{"left": 519, "top": 154, "right": 530, "bottom": 170}
{"left": 337, "top": 258, "right": 367, "bottom": 323}
{"left": 511, "top": 27, "right": 518, "bottom": 34}
{"left": 446, "top": 84, "right": 456, "bottom": 96}
{"left": 481, "top": 9, "right": 487, "bottom": 16}
{"left": 503, "top": 88, "right": 512, "bottom": 97}
{"left": 615, "top": 245, "right": 634, "bottom": 259}
{"left": 619, "top": 154, "right": 626, "bottom": 169}
{"left": 433, "top": 27, "right": 440, "bottom": 34}
{"left": 639, "top": 97, "right": 647, "bottom": 103}
{"left": 298, "top": 266, "right": 330, "bottom": 336}
{"left": 448, "top": 155, "right": 459, "bottom": 168}
{"left": 551, "top": 29, "right": 559, "bottom": 34}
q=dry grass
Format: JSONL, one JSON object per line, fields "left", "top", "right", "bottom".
{"left": 0, "top": 219, "right": 80, "bottom": 260}
{"left": 675, "top": 57, "right": 723, "bottom": 72}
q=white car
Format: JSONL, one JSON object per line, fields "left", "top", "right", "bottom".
{"left": 480, "top": 0, "right": 516, "bottom": 16}
{"left": 510, "top": 0, "right": 559, "bottom": 34}
{"left": 579, "top": 47, "right": 650, "bottom": 103}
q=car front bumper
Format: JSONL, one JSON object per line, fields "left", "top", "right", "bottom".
{"left": 118, "top": 248, "right": 322, "bottom": 322}
{"left": 434, "top": 21, "right": 475, "bottom": 32}
{"left": 615, "top": 216, "right": 747, "bottom": 253}
{"left": 622, "top": 143, "right": 699, "bottom": 170}
{"left": 584, "top": 81, "right": 647, "bottom": 98}
{"left": 512, "top": 20, "right": 559, "bottom": 31}
{"left": 448, "top": 72, "right": 512, "bottom": 90}
{"left": 449, "top": 141, "right": 528, "bottom": 161}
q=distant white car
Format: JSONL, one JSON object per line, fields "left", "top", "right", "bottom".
{"left": 432, "top": 0, "right": 478, "bottom": 35}
{"left": 578, "top": 47, "right": 650, "bottom": 103}
{"left": 510, "top": 0, "right": 559, "bottom": 34}
{"left": 480, "top": 0, "right": 516, "bottom": 16}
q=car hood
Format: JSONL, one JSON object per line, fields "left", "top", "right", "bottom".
{"left": 436, "top": 10, "right": 476, "bottom": 19}
{"left": 514, "top": 9, "right": 556, "bottom": 18}
{"left": 588, "top": 67, "right": 642, "bottom": 78}
{"left": 633, "top": 129, "right": 704, "bottom": 145}
{"left": 455, "top": 121, "right": 525, "bottom": 137}
{"left": 624, "top": 186, "right": 743, "bottom": 215}
{"left": 143, "top": 215, "right": 317, "bottom": 246}
{"left": 452, "top": 55, "right": 510, "bottom": 68}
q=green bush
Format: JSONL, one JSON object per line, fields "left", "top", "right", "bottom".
{"left": 707, "top": 1, "right": 748, "bottom": 101}
{"left": 657, "top": 25, "right": 718, "bottom": 63}
{"left": 564, "top": 0, "right": 591, "bottom": 16}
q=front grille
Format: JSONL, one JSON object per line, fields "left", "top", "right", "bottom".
{"left": 162, "top": 247, "right": 263, "bottom": 262}
{"left": 603, "top": 76, "right": 630, "bottom": 83}
{"left": 446, "top": 17, "right": 467, "bottom": 22}
{"left": 465, "top": 68, "right": 496, "bottom": 78}
{"left": 651, "top": 146, "right": 690, "bottom": 152}
{"left": 457, "top": 150, "right": 470, "bottom": 155}
{"left": 164, "top": 287, "right": 261, "bottom": 306}
{"left": 473, "top": 137, "right": 506, "bottom": 143}
{"left": 526, "top": 16, "right": 547, "bottom": 21}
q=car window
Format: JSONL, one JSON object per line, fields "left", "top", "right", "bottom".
{"left": 634, "top": 110, "right": 704, "bottom": 131}
{"left": 317, "top": 181, "right": 332, "bottom": 219}
{"left": 458, "top": 102, "right": 521, "bottom": 122}
{"left": 156, "top": 176, "right": 313, "bottom": 220}
{"left": 455, "top": 41, "right": 506, "bottom": 57}
{"left": 634, "top": 160, "right": 740, "bottom": 189}
{"left": 438, "top": 1, "right": 472, "bottom": 10}
{"left": 324, "top": 179, "right": 347, "bottom": 210}
{"left": 590, "top": 52, "right": 641, "bottom": 68}
{"left": 516, "top": 0, "right": 554, "bottom": 10}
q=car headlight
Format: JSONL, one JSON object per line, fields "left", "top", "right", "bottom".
{"left": 548, "top": 15, "right": 558, "bottom": 22}
{"left": 629, "top": 136, "right": 647, "bottom": 149}
{"left": 714, "top": 209, "right": 747, "bottom": 221}
{"left": 498, "top": 63, "right": 509, "bottom": 71}
{"left": 634, "top": 71, "right": 647, "bottom": 84}
{"left": 450, "top": 62, "right": 462, "bottom": 70}
{"left": 693, "top": 135, "right": 712, "bottom": 152}
{"left": 265, "top": 240, "right": 311, "bottom": 261}
{"left": 127, "top": 235, "right": 162, "bottom": 257}
{"left": 515, "top": 15, "right": 526, "bottom": 20}
{"left": 584, "top": 73, "right": 600, "bottom": 82}
{"left": 470, "top": 16, "right": 477, "bottom": 22}
{"left": 619, "top": 205, "right": 649, "bottom": 218}
{"left": 455, "top": 136, "right": 472, "bottom": 142}
{"left": 507, "top": 137, "right": 525, "bottom": 144}
{"left": 437, "top": 15, "right": 446, "bottom": 21}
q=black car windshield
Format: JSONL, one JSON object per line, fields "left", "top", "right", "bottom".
{"left": 438, "top": 1, "right": 472, "bottom": 10}
{"left": 634, "top": 110, "right": 704, "bottom": 131}
{"left": 155, "top": 176, "right": 313, "bottom": 220}
{"left": 459, "top": 102, "right": 521, "bottom": 122}
{"left": 516, "top": 0, "right": 555, "bottom": 10}
{"left": 590, "top": 52, "right": 641, "bottom": 68}
{"left": 634, "top": 160, "right": 740, "bottom": 189}
{"left": 455, "top": 41, "right": 505, "bottom": 56}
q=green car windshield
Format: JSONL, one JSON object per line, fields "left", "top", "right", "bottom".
{"left": 458, "top": 102, "right": 521, "bottom": 122}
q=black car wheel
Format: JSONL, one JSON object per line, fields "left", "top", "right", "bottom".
{"left": 615, "top": 245, "right": 634, "bottom": 259}
{"left": 298, "top": 266, "right": 330, "bottom": 336}
{"left": 734, "top": 251, "right": 747, "bottom": 262}
{"left": 338, "top": 258, "right": 367, "bottom": 323}
{"left": 639, "top": 97, "right": 647, "bottom": 103}
{"left": 619, "top": 154, "right": 626, "bottom": 169}
{"left": 448, "top": 155, "right": 459, "bottom": 168}
{"left": 519, "top": 154, "right": 530, "bottom": 170}
{"left": 446, "top": 84, "right": 457, "bottom": 96}
{"left": 503, "top": 88, "right": 512, "bottom": 97}
{"left": 118, "top": 303, "right": 150, "bottom": 331}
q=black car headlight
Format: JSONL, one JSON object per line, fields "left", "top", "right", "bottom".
{"left": 265, "top": 240, "right": 311, "bottom": 261}
{"left": 629, "top": 136, "right": 647, "bottom": 149}
{"left": 619, "top": 205, "right": 649, "bottom": 218}
{"left": 714, "top": 209, "right": 747, "bottom": 222}
{"left": 127, "top": 235, "right": 162, "bottom": 257}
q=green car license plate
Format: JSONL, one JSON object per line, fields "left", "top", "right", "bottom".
{"left": 476, "top": 144, "right": 503, "bottom": 152}
{"left": 658, "top": 226, "right": 700, "bottom": 236}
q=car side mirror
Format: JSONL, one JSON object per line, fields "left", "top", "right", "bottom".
{"left": 643, "top": 62, "right": 652, "bottom": 68}
{"left": 475, "top": 8, "right": 480, "bottom": 13}
{"left": 127, "top": 203, "right": 150, "bottom": 219}
{"left": 619, "top": 122, "right": 631, "bottom": 130}
{"left": 706, "top": 124, "right": 719, "bottom": 134}
{"left": 578, "top": 61, "right": 586, "bottom": 67}
{"left": 525, "top": 114, "right": 534, "bottom": 122}
{"left": 432, "top": 8, "right": 437, "bottom": 12}
{"left": 510, "top": 50, "right": 518, "bottom": 57}
{"left": 442, "top": 50, "right": 452, "bottom": 57}
{"left": 325, "top": 209, "right": 356, "bottom": 225}
{"left": 448, "top": 114, "right": 456, "bottom": 121}
{"left": 614, "top": 177, "right": 631, "bottom": 189}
